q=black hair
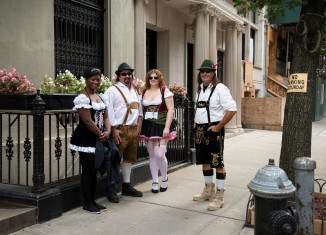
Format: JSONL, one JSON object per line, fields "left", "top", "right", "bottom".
{"left": 83, "top": 68, "right": 101, "bottom": 79}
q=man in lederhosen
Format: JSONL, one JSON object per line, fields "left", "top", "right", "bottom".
{"left": 104, "top": 62, "right": 143, "bottom": 203}
{"left": 193, "top": 59, "right": 237, "bottom": 211}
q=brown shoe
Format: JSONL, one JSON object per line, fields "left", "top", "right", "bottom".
{"left": 207, "top": 189, "right": 224, "bottom": 211}
{"left": 193, "top": 183, "right": 215, "bottom": 201}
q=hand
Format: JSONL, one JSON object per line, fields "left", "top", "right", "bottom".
{"left": 193, "top": 123, "right": 196, "bottom": 129}
{"left": 112, "top": 128, "right": 122, "bottom": 145}
{"left": 162, "top": 127, "right": 170, "bottom": 139}
{"left": 207, "top": 125, "right": 221, "bottom": 132}
{"left": 100, "top": 131, "right": 110, "bottom": 141}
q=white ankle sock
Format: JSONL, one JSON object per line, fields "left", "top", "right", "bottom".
{"left": 216, "top": 179, "right": 225, "bottom": 190}
{"left": 204, "top": 176, "right": 213, "bottom": 184}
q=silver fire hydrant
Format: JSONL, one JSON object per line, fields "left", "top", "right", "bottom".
{"left": 248, "top": 159, "right": 297, "bottom": 235}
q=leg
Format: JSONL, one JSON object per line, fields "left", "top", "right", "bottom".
{"left": 79, "top": 152, "right": 100, "bottom": 214}
{"left": 193, "top": 164, "right": 215, "bottom": 201}
{"left": 154, "top": 139, "right": 168, "bottom": 192}
{"left": 146, "top": 140, "right": 159, "bottom": 193}
{"left": 121, "top": 127, "right": 143, "bottom": 197}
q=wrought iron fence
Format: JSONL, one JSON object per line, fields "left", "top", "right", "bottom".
{"left": 0, "top": 95, "right": 194, "bottom": 192}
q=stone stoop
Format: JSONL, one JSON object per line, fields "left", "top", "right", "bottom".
{"left": 0, "top": 201, "right": 37, "bottom": 235}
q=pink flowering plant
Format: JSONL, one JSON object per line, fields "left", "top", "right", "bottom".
{"left": 168, "top": 82, "right": 187, "bottom": 97}
{"left": 0, "top": 68, "right": 36, "bottom": 94}
{"left": 133, "top": 77, "right": 145, "bottom": 93}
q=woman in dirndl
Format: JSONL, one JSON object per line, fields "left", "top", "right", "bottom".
{"left": 68, "top": 68, "right": 110, "bottom": 214}
{"left": 139, "top": 69, "right": 176, "bottom": 193}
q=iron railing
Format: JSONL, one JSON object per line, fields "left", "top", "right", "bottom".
{"left": 0, "top": 94, "right": 195, "bottom": 192}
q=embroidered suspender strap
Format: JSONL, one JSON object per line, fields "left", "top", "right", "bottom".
{"left": 113, "top": 85, "right": 132, "bottom": 125}
{"left": 206, "top": 85, "right": 216, "bottom": 125}
{"left": 196, "top": 85, "right": 217, "bottom": 126}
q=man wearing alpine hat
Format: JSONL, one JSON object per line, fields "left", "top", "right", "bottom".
{"left": 104, "top": 62, "right": 143, "bottom": 203}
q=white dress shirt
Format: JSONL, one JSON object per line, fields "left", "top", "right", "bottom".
{"left": 195, "top": 83, "right": 237, "bottom": 124}
{"left": 104, "top": 82, "right": 142, "bottom": 127}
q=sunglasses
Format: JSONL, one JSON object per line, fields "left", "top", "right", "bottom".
{"left": 120, "top": 72, "right": 132, "bottom": 76}
{"left": 200, "top": 70, "right": 214, "bottom": 74}
{"left": 149, "top": 76, "right": 159, "bottom": 80}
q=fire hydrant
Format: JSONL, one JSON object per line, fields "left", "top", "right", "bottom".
{"left": 248, "top": 159, "right": 297, "bottom": 235}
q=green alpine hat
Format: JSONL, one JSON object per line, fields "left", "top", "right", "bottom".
{"left": 197, "top": 59, "right": 216, "bottom": 71}
{"left": 115, "top": 62, "right": 134, "bottom": 75}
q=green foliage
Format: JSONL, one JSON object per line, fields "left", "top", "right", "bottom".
{"left": 233, "top": 0, "right": 306, "bottom": 20}
{"left": 40, "top": 70, "right": 112, "bottom": 94}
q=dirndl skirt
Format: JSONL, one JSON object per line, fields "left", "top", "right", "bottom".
{"left": 139, "top": 119, "right": 176, "bottom": 141}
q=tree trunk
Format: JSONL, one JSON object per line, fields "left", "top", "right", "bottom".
{"left": 280, "top": 0, "right": 326, "bottom": 184}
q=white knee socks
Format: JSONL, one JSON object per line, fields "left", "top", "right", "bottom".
{"left": 121, "top": 162, "right": 131, "bottom": 183}
{"left": 154, "top": 145, "right": 168, "bottom": 181}
{"left": 146, "top": 141, "right": 159, "bottom": 183}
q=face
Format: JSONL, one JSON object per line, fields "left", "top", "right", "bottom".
{"left": 119, "top": 70, "right": 133, "bottom": 87}
{"left": 199, "top": 70, "right": 214, "bottom": 85}
{"left": 148, "top": 72, "right": 159, "bottom": 86}
{"left": 85, "top": 74, "right": 101, "bottom": 91}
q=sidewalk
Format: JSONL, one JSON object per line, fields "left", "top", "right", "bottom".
{"left": 13, "top": 118, "right": 326, "bottom": 235}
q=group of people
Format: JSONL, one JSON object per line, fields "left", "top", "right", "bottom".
{"left": 68, "top": 59, "right": 237, "bottom": 214}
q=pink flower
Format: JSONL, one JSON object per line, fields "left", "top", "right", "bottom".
{"left": 0, "top": 67, "right": 36, "bottom": 94}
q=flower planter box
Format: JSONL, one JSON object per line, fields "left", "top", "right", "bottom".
{"left": 0, "top": 94, "right": 77, "bottom": 110}
{"left": 315, "top": 192, "right": 326, "bottom": 235}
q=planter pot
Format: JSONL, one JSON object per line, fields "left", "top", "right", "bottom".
{"left": 173, "top": 96, "right": 187, "bottom": 108}
{"left": 315, "top": 192, "right": 326, "bottom": 235}
{"left": 0, "top": 93, "right": 77, "bottom": 110}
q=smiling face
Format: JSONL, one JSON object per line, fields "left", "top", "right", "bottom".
{"left": 149, "top": 73, "right": 159, "bottom": 86}
{"left": 199, "top": 69, "right": 215, "bottom": 86}
{"left": 118, "top": 69, "right": 133, "bottom": 88}
{"left": 85, "top": 74, "right": 101, "bottom": 91}
{"left": 144, "top": 69, "right": 165, "bottom": 90}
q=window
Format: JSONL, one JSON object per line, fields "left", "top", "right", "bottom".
{"left": 146, "top": 29, "right": 157, "bottom": 71}
{"left": 54, "top": 0, "right": 104, "bottom": 78}
{"left": 250, "top": 28, "right": 255, "bottom": 64}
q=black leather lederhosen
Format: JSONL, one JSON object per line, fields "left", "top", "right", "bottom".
{"left": 194, "top": 85, "right": 225, "bottom": 168}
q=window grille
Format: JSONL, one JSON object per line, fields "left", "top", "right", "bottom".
{"left": 54, "top": 0, "right": 104, "bottom": 78}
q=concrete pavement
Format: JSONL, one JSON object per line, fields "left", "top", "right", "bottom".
{"left": 12, "top": 118, "right": 326, "bottom": 235}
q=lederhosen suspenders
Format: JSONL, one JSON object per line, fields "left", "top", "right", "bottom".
{"left": 114, "top": 85, "right": 139, "bottom": 125}
{"left": 196, "top": 85, "right": 217, "bottom": 125}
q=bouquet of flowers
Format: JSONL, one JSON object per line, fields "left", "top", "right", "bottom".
{"left": 168, "top": 82, "right": 186, "bottom": 97}
{"left": 0, "top": 68, "right": 36, "bottom": 94}
{"left": 133, "top": 77, "right": 145, "bottom": 94}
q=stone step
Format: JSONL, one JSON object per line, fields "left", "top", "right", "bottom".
{"left": 0, "top": 201, "right": 37, "bottom": 235}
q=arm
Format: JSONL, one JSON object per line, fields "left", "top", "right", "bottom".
{"left": 104, "top": 89, "right": 122, "bottom": 144}
{"left": 163, "top": 96, "right": 175, "bottom": 138}
{"left": 99, "top": 108, "right": 111, "bottom": 142}
{"left": 207, "top": 85, "right": 237, "bottom": 132}
{"left": 137, "top": 93, "right": 143, "bottom": 135}
{"left": 207, "top": 110, "right": 236, "bottom": 132}
{"left": 137, "top": 115, "right": 143, "bottom": 135}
